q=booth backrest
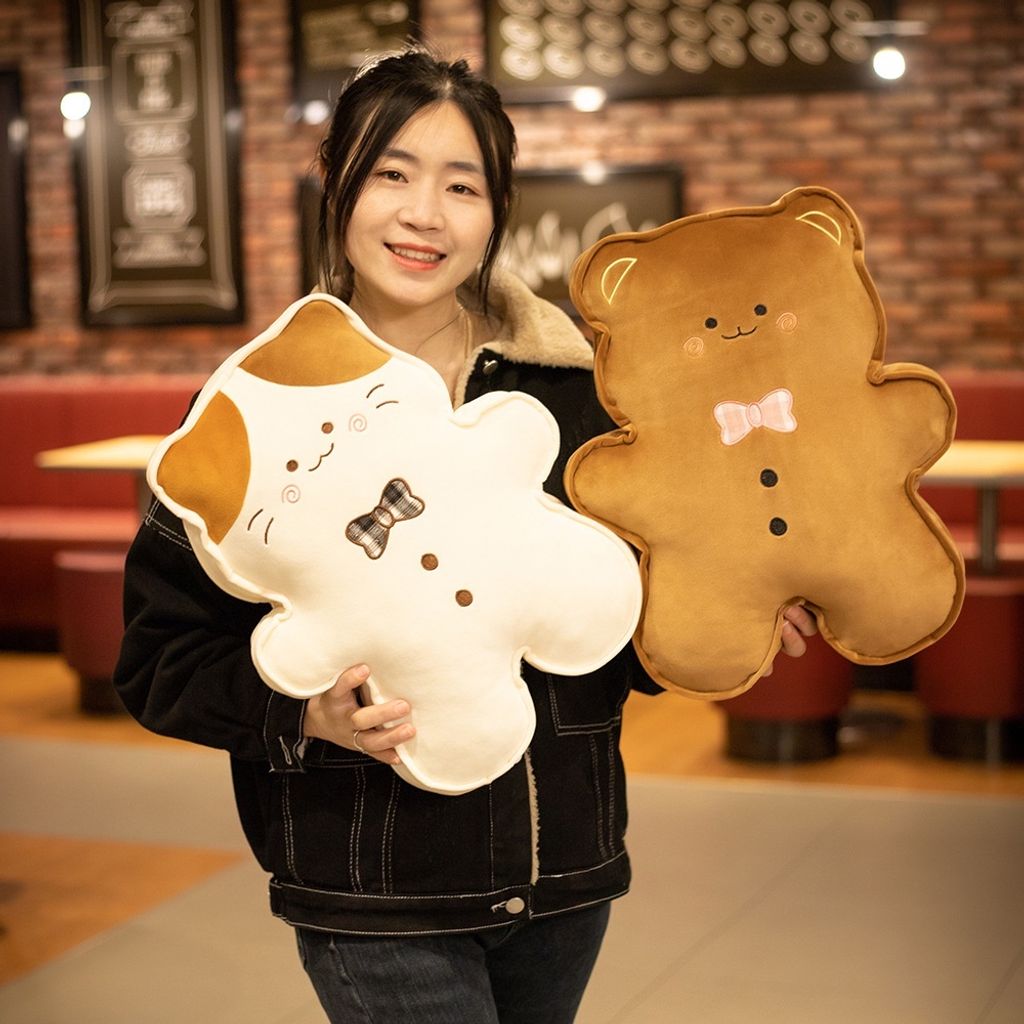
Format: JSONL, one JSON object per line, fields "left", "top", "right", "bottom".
{"left": 921, "top": 371, "right": 1024, "bottom": 528}
{"left": 0, "top": 375, "right": 203, "bottom": 510}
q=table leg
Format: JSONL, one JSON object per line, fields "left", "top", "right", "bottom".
{"left": 977, "top": 486, "right": 1000, "bottom": 574}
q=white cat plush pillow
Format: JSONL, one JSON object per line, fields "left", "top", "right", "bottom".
{"left": 148, "top": 294, "right": 642, "bottom": 795}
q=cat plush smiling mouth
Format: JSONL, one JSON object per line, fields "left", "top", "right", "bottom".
{"left": 148, "top": 294, "right": 642, "bottom": 795}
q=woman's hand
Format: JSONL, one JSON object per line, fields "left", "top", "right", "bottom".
{"left": 303, "top": 664, "right": 414, "bottom": 765}
{"left": 764, "top": 605, "right": 818, "bottom": 676}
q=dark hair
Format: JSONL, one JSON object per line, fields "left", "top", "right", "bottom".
{"left": 317, "top": 49, "right": 517, "bottom": 313}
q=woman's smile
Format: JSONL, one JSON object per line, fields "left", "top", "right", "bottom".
{"left": 385, "top": 243, "right": 446, "bottom": 268}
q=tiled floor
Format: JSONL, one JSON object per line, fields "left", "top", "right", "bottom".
{"left": 1, "top": 655, "right": 1023, "bottom": 1023}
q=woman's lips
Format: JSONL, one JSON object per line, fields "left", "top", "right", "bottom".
{"left": 385, "top": 243, "right": 445, "bottom": 269}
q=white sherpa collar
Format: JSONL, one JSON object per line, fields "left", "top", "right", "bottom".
{"left": 462, "top": 268, "right": 594, "bottom": 372}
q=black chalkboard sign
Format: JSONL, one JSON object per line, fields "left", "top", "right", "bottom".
{"left": 486, "top": 0, "right": 895, "bottom": 104}
{"left": 503, "top": 165, "right": 683, "bottom": 309}
{"left": 68, "top": 0, "right": 244, "bottom": 326}
{"left": 0, "top": 69, "right": 30, "bottom": 329}
{"left": 291, "top": 0, "right": 421, "bottom": 110}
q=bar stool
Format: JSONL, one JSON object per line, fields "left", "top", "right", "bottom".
{"left": 718, "top": 633, "right": 855, "bottom": 762}
{"left": 54, "top": 548, "right": 129, "bottom": 713}
{"left": 914, "top": 573, "right": 1024, "bottom": 762}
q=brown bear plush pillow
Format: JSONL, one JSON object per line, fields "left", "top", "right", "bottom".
{"left": 566, "top": 186, "right": 965, "bottom": 699}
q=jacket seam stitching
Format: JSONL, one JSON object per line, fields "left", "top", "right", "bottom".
{"left": 282, "top": 775, "right": 302, "bottom": 884}
{"left": 381, "top": 773, "right": 399, "bottom": 895}
{"left": 606, "top": 731, "right": 617, "bottom": 854}
{"left": 350, "top": 766, "right": 366, "bottom": 893}
{"left": 588, "top": 735, "right": 610, "bottom": 861}
{"left": 143, "top": 513, "right": 191, "bottom": 550}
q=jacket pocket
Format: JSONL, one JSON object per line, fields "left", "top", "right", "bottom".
{"left": 540, "top": 648, "right": 631, "bottom": 736}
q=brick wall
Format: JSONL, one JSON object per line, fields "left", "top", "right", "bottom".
{"left": 1, "top": 0, "right": 1021, "bottom": 373}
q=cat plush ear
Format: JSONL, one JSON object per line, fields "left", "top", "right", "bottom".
{"left": 155, "top": 392, "right": 250, "bottom": 545}
{"left": 240, "top": 299, "right": 388, "bottom": 385}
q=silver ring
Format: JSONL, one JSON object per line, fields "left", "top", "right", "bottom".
{"left": 352, "top": 729, "right": 365, "bottom": 754}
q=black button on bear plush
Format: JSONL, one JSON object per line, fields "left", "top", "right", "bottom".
{"left": 760, "top": 468, "right": 778, "bottom": 487}
{"left": 769, "top": 517, "right": 788, "bottom": 536}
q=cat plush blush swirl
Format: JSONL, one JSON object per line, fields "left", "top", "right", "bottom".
{"left": 147, "top": 295, "right": 642, "bottom": 795}
{"left": 566, "top": 187, "right": 965, "bottom": 699}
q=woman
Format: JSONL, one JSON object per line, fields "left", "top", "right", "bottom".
{"left": 114, "top": 49, "right": 815, "bottom": 1024}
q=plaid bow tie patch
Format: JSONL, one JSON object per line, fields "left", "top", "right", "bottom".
{"left": 346, "top": 478, "right": 425, "bottom": 560}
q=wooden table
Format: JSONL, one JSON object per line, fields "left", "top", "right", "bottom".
{"left": 35, "top": 434, "right": 164, "bottom": 519}
{"left": 924, "top": 439, "right": 1024, "bottom": 574}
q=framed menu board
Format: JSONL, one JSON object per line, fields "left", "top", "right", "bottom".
{"left": 0, "top": 69, "right": 30, "bottom": 329}
{"left": 67, "top": 0, "right": 244, "bottom": 326}
{"left": 486, "top": 0, "right": 895, "bottom": 104}
{"left": 502, "top": 165, "right": 683, "bottom": 309}
{"left": 291, "top": 0, "right": 420, "bottom": 109}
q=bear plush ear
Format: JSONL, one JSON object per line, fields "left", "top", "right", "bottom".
{"left": 779, "top": 186, "right": 863, "bottom": 258}
{"left": 570, "top": 237, "right": 644, "bottom": 336}
{"left": 154, "top": 392, "right": 250, "bottom": 545}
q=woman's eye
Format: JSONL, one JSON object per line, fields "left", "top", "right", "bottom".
{"left": 754, "top": 304, "right": 767, "bottom": 316}
{"left": 704, "top": 317, "right": 718, "bottom": 329}
{"left": 449, "top": 183, "right": 477, "bottom": 196}
{"left": 379, "top": 169, "right": 404, "bottom": 182}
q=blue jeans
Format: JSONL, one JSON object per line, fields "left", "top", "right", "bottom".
{"left": 295, "top": 901, "right": 612, "bottom": 1023}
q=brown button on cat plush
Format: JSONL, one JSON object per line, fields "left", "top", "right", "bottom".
{"left": 566, "top": 187, "right": 965, "bottom": 699}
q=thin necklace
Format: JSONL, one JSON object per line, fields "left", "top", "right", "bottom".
{"left": 410, "top": 304, "right": 464, "bottom": 355}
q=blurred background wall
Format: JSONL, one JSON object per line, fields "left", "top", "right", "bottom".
{"left": 1, "top": 0, "right": 1021, "bottom": 374}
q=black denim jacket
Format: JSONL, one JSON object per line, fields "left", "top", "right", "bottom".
{"left": 114, "top": 286, "right": 659, "bottom": 935}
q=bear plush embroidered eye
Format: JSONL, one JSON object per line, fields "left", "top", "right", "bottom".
{"left": 565, "top": 186, "right": 964, "bottom": 699}
{"left": 148, "top": 294, "right": 643, "bottom": 794}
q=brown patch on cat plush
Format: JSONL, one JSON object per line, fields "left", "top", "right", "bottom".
{"left": 156, "top": 392, "right": 250, "bottom": 544}
{"left": 241, "top": 300, "right": 388, "bottom": 386}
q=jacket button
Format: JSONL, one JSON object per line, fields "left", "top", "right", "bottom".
{"left": 483, "top": 359, "right": 499, "bottom": 376}
{"left": 505, "top": 897, "right": 526, "bottom": 915}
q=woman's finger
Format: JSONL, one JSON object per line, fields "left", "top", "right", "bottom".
{"left": 354, "top": 721, "right": 415, "bottom": 765}
{"left": 782, "top": 604, "right": 817, "bottom": 636}
{"left": 779, "top": 620, "right": 808, "bottom": 658}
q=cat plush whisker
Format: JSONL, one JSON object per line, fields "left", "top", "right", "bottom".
{"left": 376, "top": 400, "right": 399, "bottom": 409}
{"left": 247, "top": 509, "right": 264, "bottom": 531}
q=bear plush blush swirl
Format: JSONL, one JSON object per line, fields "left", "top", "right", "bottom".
{"left": 147, "top": 294, "right": 643, "bottom": 795}
{"left": 565, "top": 187, "right": 965, "bottom": 699}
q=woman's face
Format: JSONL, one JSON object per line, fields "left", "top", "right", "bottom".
{"left": 345, "top": 102, "right": 494, "bottom": 316}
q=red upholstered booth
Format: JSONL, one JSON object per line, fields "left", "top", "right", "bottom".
{"left": 719, "top": 634, "right": 855, "bottom": 762}
{"left": 918, "top": 370, "right": 1024, "bottom": 569}
{"left": 0, "top": 375, "right": 203, "bottom": 646}
{"left": 913, "top": 371, "right": 1024, "bottom": 761}
{"left": 54, "top": 548, "right": 131, "bottom": 712}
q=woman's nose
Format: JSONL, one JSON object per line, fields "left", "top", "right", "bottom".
{"left": 399, "top": 184, "right": 444, "bottom": 231}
